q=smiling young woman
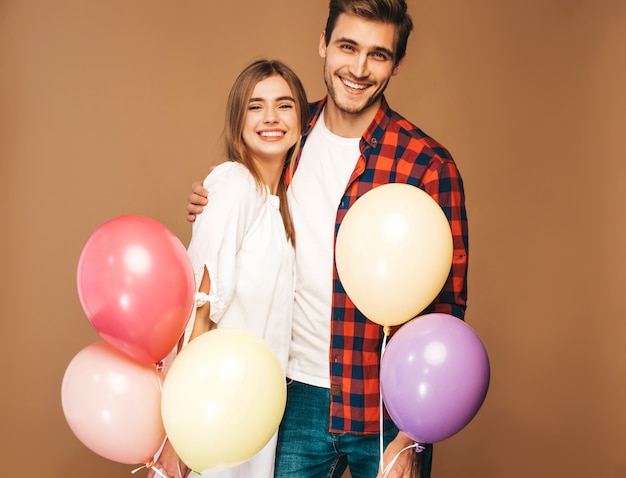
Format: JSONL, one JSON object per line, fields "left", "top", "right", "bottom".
{"left": 148, "top": 59, "right": 309, "bottom": 478}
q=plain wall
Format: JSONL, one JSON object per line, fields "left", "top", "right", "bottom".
{"left": 2, "top": 1, "right": 625, "bottom": 476}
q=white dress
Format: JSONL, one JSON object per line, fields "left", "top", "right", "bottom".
{"left": 184, "top": 161, "right": 295, "bottom": 478}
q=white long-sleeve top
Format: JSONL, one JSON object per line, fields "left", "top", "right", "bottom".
{"left": 186, "top": 160, "right": 295, "bottom": 370}
{"left": 184, "top": 161, "right": 295, "bottom": 478}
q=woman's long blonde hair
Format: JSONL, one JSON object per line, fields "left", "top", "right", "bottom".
{"left": 223, "top": 59, "right": 309, "bottom": 246}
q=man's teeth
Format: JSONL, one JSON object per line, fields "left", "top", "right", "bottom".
{"left": 260, "top": 131, "right": 284, "bottom": 137}
{"left": 343, "top": 79, "right": 366, "bottom": 90}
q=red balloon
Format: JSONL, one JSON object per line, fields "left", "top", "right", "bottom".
{"left": 77, "top": 215, "right": 195, "bottom": 363}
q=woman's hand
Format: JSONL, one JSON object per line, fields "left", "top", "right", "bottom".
{"left": 146, "top": 439, "right": 190, "bottom": 478}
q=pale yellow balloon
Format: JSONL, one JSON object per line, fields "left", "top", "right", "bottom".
{"left": 161, "top": 329, "right": 286, "bottom": 473}
{"left": 335, "top": 183, "right": 453, "bottom": 327}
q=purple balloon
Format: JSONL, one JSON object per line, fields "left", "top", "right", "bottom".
{"left": 380, "top": 313, "right": 490, "bottom": 443}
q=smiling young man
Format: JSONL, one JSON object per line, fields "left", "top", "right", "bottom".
{"left": 186, "top": 1, "right": 468, "bottom": 477}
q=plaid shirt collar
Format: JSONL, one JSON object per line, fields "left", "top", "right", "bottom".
{"left": 302, "top": 95, "right": 393, "bottom": 150}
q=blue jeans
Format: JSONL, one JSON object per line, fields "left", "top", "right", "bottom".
{"left": 274, "top": 380, "right": 403, "bottom": 478}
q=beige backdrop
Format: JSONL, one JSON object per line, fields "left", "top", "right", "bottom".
{"left": 2, "top": 1, "right": 625, "bottom": 477}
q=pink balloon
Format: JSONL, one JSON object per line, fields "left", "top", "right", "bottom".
{"left": 380, "top": 313, "right": 490, "bottom": 443}
{"left": 77, "top": 215, "right": 195, "bottom": 363}
{"left": 61, "top": 341, "right": 166, "bottom": 464}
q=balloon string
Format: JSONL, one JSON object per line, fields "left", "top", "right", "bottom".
{"left": 379, "top": 328, "right": 390, "bottom": 474}
{"left": 154, "top": 362, "right": 164, "bottom": 392}
{"left": 131, "top": 461, "right": 169, "bottom": 477}
{"left": 381, "top": 443, "right": 425, "bottom": 478}
{"left": 129, "top": 461, "right": 186, "bottom": 478}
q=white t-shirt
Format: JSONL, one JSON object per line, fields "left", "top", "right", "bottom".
{"left": 185, "top": 161, "right": 295, "bottom": 478}
{"left": 286, "top": 110, "right": 361, "bottom": 388}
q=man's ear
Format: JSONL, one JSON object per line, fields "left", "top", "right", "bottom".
{"left": 319, "top": 30, "right": 327, "bottom": 59}
{"left": 392, "top": 57, "right": 404, "bottom": 76}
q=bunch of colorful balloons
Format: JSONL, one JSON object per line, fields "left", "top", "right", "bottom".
{"left": 62, "top": 215, "right": 196, "bottom": 465}
{"left": 335, "top": 184, "right": 490, "bottom": 445}
{"left": 61, "top": 215, "right": 287, "bottom": 473}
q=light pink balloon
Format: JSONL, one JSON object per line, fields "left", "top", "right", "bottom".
{"left": 61, "top": 341, "right": 166, "bottom": 464}
{"left": 76, "top": 215, "right": 195, "bottom": 363}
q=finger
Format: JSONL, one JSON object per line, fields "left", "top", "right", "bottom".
{"left": 146, "top": 462, "right": 159, "bottom": 478}
{"left": 187, "top": 201, "right": 206, "bottom": 214}
{"left": 186, "top": 204, "right": 202, "bottom": 215}
{"left": 191, "top": 182, "right": 208, "bottom": 197}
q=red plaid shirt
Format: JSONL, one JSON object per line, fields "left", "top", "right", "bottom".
{"left": 295, "top": 96, "right": 469, "bottom": 435}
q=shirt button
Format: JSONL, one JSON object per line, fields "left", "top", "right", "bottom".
{"left": 371, "top": 137, "right": 378, "bottom": 145}
{"left": 331, "top": 385, "right": 341, "bottom": 396}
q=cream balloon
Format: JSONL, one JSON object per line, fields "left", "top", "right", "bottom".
{"left": 335, "top": 183, "right": 453, "bottom": 327}
{"left": 161, "top": 329, "right": 286, "bottom": 474}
